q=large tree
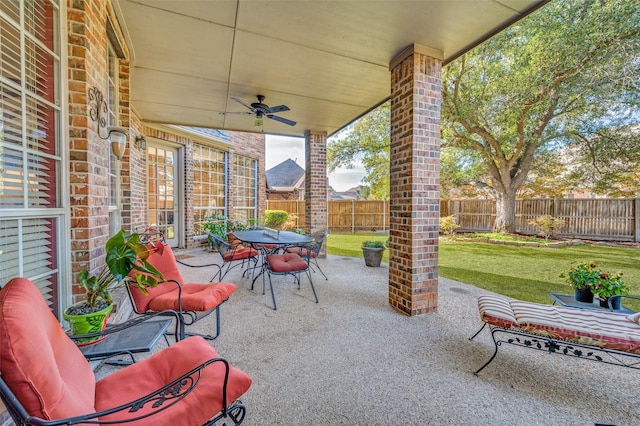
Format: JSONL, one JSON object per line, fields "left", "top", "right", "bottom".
{"left": 328, "top": 102, "right": 390, "bottom": 200}
{"left": 442, "top": 0, "right": 639, "bottom": 232}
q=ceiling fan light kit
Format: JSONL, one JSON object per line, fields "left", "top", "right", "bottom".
{"left": 220, "top": 95, "right": 296, "bottom": 127}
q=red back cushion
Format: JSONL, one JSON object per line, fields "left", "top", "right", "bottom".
{"left": 0, "top": 278, "right": 96, "bottom": 419}
{"left": 128, "top": 243, "right": 185, "bottom": 312}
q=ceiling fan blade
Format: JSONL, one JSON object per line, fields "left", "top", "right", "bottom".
{"left": 266, "top": 104, "right": 290, "bottom": 113}
{"left": 267, "top": 114, "right": 296, "bottom": 126}
{"left": 231, "top": 97, "right": 256, "bottom": 112}
{"left": 219, "top": 111, "right": 253, "bottom": 116}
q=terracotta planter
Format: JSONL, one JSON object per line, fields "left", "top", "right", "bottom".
{"left": 362, "top": 247, "right": 384, "bottom": 267}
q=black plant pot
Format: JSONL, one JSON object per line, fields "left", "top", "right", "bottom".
{"left": 574, "top": 286, "right": 594, "bottom": 303}
{"left": 599, "top": 297, "right": 622, "bottom": 310}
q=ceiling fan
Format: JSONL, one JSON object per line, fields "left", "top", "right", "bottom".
{"left": 220, "top": 95, "right": 296, "bottom": 127}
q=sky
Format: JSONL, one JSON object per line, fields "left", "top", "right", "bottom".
{"left": 265, "top": 134, "right": 365, "bottom": 192}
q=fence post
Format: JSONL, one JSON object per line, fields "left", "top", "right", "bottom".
{"left": 635, "top": 196, "right": 640, "bottom": 242}
{"left": 383, "top": 200, "right": 386, "bottom": 232}
{"left": 351, "top": 200, "right": 355, "bottom": 234}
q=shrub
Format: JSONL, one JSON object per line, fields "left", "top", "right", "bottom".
{"left": 203, "top": 214, "right": 227, "bottom": 239}
{"left": 528, "top": 215, "right": 564, "bottom": 240}
{"left": 362, "top": 240, "right": 385, "bottom": 249}
{"left": 264, "top": 210, "right": 289, "bottom": 229}
{"left": 439, "top": 215, "right": 460, "bottom": 236}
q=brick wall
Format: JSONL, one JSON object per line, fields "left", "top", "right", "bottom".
{"left": 67, "top": 0, "right": 131, "bottom": 302}
{"left": 388, "top": 47, "right": 442, "bottom": 316}
{"left": 304, "top": 131, "right": 328, "bottom": 251}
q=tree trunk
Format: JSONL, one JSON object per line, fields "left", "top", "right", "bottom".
{"left": 493, "top": 191, "right": 517, "bottom": 233}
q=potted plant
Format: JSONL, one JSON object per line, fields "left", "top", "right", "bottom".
{"left": 362, "top": 240, "right": 385, "bottom": 267}
{"left": 63, "top": 230, "right": 164, "bottom": 343}
{"left": 560, "top": 261, "right": 601, "bottom": 303}
{"left": 591, "top": 271, "right": 628, "bottom": 309}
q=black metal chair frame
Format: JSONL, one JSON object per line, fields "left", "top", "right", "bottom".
{"left": 0, "top": 362, "right": 247, "bottom": 426}
{"left": 209, "top": 233, "right": 258, "bottom": 281}
{"left": 470, "top": 294, "right": 640, "bottom": 375}
{"left": 262, "top": 251, "right": 318, "bottom": 310}
{"left": 126, "top": 278, "right": 227, "bottom": 341}
{"left": 286, "top": 230, "right": 328, "bottom": 280}
{"left": 131, "top": 229, "right": 232, "bottom": 341}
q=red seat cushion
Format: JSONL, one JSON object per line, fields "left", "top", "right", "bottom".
{"left": 129, "top": 244, "right": 236, "bottom": 312}
{"left": 95, "top": 336, "right": 252, "bottom": 424}
{"left": 285, "top": 247, "right": 315, "bottom": 258}
{"left": 0, "top": 278, "right": 97, "bottom": 420}
{"left": 222, "top": 246, "right": 258, "bottom": 261}
{"left": 267, "top": 253, "right": 308, "bottom": 273}
{"left": 148, "top": 282, "right": 236, "bottom": 311}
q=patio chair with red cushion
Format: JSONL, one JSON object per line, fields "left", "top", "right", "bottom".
{"left": 127, "top": 241, "right": 237, "bottom": 340}
{"left": 284, "top": 230, "right": 328, "bottom": 280}
{"left": 0, "top": 277, "right": 252, "bottom": 425}
{"left": 263, "top": 252, "right": 318, "bottom": 310}
{"left": 209, "top": 233, "right": 259, "bottom": 281}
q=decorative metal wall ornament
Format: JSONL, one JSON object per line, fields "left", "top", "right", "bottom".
{"left": 87, "top": 86, "right": 129, "bottom": 159}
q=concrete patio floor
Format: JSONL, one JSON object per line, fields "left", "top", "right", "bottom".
{"left": 123, "top": 248, "right": 640, "bottom": 425}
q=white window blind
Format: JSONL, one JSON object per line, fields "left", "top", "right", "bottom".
{"left": 0, "top": 0, "right": 62, "bottom": 312}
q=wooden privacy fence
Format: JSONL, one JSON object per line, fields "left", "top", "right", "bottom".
{"left": 267, "top": 198, "right": 640, "bottom": 242}
{"left": 441, "top": 198, "right": 640, "bottom": 242}
{"left": 266, "top": 200, "right": 390, "bottom": 233}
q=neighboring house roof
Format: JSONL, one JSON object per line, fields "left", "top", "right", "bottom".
{"left": 266, "top": 158, "right": 305, "bottom": 191}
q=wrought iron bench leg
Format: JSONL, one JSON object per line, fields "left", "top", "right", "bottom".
{"left": 474, "top": 327, "right": 501, "bottom": 375}
{"left": 469, "top": 322, "right": 487, "bottom": 341}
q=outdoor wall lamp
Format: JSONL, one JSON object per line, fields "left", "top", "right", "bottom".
{"left": 135, "top": 135, "right": 147, "bottom": 150}
{"left": 87, "top": 86, "right": 129, "bottom": 160}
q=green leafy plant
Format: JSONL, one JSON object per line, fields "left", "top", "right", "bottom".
{"left": 362, "top": 240, "right": 385, "bottom": 249}
{"left": 264, "top": 210, "right": 289, "bottom": 229}
{"left": 74, "top": 230, "right": 164, "bottom": 311}
{"left": 560, "top": 261, "right": 601, "bottom": 290}
{"left": 528, "top": 215, "right": 564, "bottom": 240}
{"left": 203, "top": 214, "right": 228, "bottom": 239}
{"left": 591, "top": 272, "right": 628, "bottom": 300}
{"left": 439, "top": 215, "right": 461, "bottom": 236}
{"left": 227, "top": 220, "right": 249, "bottom": 233}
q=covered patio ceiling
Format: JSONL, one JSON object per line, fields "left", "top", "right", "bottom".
{"left": 114, "top": 0, "right": 548, "bottom": 138}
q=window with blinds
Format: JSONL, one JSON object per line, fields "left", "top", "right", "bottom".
{"left": 192, "top": 144, "right": 226, "bottom": 234}
{"left": 0, "top": 1, "right": 62, "bottom": 313}
{"left": 232, "top": 155, "right": 257, "bottom": 224}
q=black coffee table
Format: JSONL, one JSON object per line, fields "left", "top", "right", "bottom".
{"left": 548, "top": 293, "right": 635, "bottom": 314}
{"left": 79, "top": 318, "right": 172, "bottom": 365}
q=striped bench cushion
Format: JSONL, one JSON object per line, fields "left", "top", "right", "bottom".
{"left": 478, "top": 295, "right": 640, "bottom": 354}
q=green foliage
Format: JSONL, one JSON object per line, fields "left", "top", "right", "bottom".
{"left": 203, "top": 214, "right": 228, "bottom": 239}
{"left": 591, "top": 271, "right": 628, "bottom": 300}
{"left": 362, "top": 240, "right": 385, "bottom": 249}
{"left": 442, "top": 0, "right": 640, "bottom": 232}
{"left": 439, "top": 215, "right": 461, "bottom": 236}
{"left": 528, "top": 215, "right": 564, "bottom": 240}
{"left": 328, "top": 102, "right": 390, "bottom": 200}
{"left": 77, "top": 230, "right": 164, "bottom": 309}
{"left": 264, "top": 210, "right": 289, "bottom": 229}
{"left": 560, "top": 260, "right": 602, "bottom": 290}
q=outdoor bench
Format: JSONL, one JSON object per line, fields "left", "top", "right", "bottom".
{"left": 470, "top": 294, "right": 640, "bottom": 374}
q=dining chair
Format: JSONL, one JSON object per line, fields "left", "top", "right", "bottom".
{"left": 209, "top": 233, "right": 259, "bottom": 281}
{"left": 262, "top": 252, "right": 318, "bottom": 310}
{"left": 285, "top": 230, "right": 328, "bottom": 280}
{"left": 0, "top": 277, "right": 252, "bottom": 425}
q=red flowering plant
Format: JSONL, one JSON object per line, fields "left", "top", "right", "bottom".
{"left": 590, "top": 271, "right": 628, "bottom": 301}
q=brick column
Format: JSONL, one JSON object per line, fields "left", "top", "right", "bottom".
{"left": 388, "top": 45, "right": 442, "bottom": 315}
{"left": 304, "top": 130, "right": 328, "bottom": 256}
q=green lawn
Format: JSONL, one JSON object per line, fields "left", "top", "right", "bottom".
{"left": 327, "top": 233, "right": 640, "bottom": 308}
